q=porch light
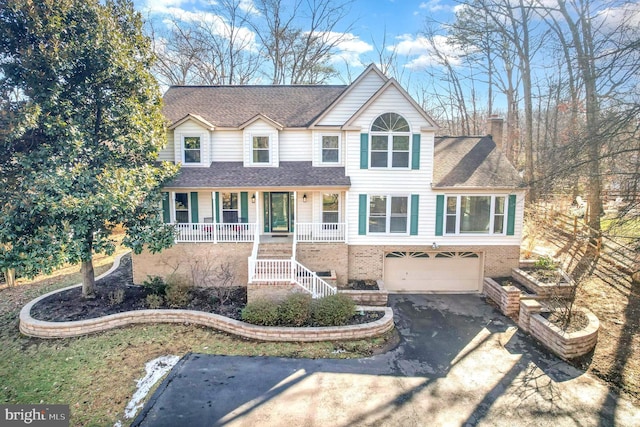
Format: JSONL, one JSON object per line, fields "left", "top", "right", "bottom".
{"left": 303, "top": 194, "right": 307, "bottom": 202}
{"left": 251, "top": 194, "right": 256, "bottom": 203}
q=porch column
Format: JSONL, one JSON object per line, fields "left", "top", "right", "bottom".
{"left": 293, "top": 191, "right": 297, "bottom": 238}
{"left": 344, "top": 191, "right": 349, "bottom": 244}
{"left": 254, "top": 191, "right": 259, "bottom": 239}
{"left": 169, "top": 191, "right": 176, "bottom": 223}
{"left": 211, "top": 191, "right": 218, "bottom": 244}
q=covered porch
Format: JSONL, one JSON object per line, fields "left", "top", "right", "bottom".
{"left": 162, "top": 189, "right": 348, "bottom": 244}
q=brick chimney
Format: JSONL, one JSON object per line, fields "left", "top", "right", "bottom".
{"left": 488, "top": 115, "right": 504, "bottom": 151}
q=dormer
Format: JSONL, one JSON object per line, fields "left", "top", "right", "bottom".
{"left": 240, "top": 114, "right": 283, "bottom": 167}
{"left": 169, "top": 114, "right": 214, "bottom": 167}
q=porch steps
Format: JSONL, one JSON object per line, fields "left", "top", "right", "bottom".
{"left": 257, "top": 242, "right": 293, "bottom": 259}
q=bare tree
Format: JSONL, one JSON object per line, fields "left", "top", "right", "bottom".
{"left": 251, "top": 0, "right": 355, "bottom": 84}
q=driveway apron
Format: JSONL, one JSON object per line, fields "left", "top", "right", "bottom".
{"left": 132, "top": 294, "right": 639, "bottom": 426}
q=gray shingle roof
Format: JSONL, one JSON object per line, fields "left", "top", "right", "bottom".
{"left": 163, "top": 85, "right": 347, "bottom": 128}
{"left": 433, "top": 136, "right": 524, "bottom": 188}
{"left": 166, "top": 162, "right": 350, "bottom": 189}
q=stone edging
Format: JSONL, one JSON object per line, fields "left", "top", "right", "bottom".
{"left": 19, "top": 253, "right": 394, "bottom": 342}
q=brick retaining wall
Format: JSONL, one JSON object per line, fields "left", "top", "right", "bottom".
{"left": 528, "top": 309, "right": 599, "bottom": 360}
{"left": 482, "top": 277, "right": 520, "bottom": 317}
{"left": 20, "top": 263, "right": 394, "bottom": 341}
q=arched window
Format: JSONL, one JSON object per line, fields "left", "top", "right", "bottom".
{"left": 370, "top": 113, "right": 411, "bottom": 168}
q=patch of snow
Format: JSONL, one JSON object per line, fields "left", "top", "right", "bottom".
{"left": 121, "top": 355, "right": 180, "bottom": 421}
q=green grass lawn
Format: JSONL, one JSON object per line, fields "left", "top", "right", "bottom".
{"left": 0, "top": 250, "right": 393, "bottom": 426}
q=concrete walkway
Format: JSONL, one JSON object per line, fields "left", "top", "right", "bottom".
{"left": 132, "top": 294, "right": 639, "bottom": 426}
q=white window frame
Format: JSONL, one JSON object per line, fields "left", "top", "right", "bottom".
{"left": 368, "top": 194, "right": 409, "bottom": 234}
{"left": 251, "top": 135, "right": 271, "bottom": 164}
{"left": 182, "top": 134, "right": 203, "bottom": 165}
{"left": 221, "top": 192, "right": 240, "bottom": 223}
{"left": 444, "top": 195, "right": 507, "bottom": 236}
{"left": 320, "top": 134, "right": 341, "bottom": 164}
{"left": 369, "top": 113, "right": 411, "bottom": 169}
{"left": 322, "top": 193, "right": 340, "bottom": 224}
{"left": 174, "top": 192, "right": 190, "bottom": 223}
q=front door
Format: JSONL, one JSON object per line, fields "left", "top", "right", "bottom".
{"left": 270, "top": 192, "right": 290, "bottom": 232}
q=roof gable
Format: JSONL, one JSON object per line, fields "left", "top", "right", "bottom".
{"left": 168, "top": 113, "right": 215, "bottom": 130}
{"left": 343, "top": 78, "right": 439, "bottom": 129}
{"left": 239, "top": 114, "right": 284, "bottom": 130}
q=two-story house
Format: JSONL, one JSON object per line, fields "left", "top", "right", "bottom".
{"left": 132, "top": 64, "right": 525, "bottom": 299}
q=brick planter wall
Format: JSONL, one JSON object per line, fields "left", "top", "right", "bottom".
{"left": 528, "top": 308, "right": 599, "bottom": 360}
{"left": 518, "top": 299, "right": 543, "bottom": 333}
{"left": 512, "top": 268, "right": 574, "bottom": 298}
{"left": 20, "top": 284, "right": 394, "bottom": 341}
{"left": 483, "top": 277, "right": 520, "bottom": 317}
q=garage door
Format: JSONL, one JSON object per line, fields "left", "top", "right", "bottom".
{"left": 384, "top": 251, "right": 482, "bottom": 293}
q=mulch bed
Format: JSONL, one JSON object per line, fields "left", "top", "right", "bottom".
{"left": 343, "top": 279, "right": 380, "bottom": 290}
{"left": 30, "top": 254, "right": 383, "bottom": 326}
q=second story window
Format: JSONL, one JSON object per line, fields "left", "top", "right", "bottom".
{"left": 370, "top": 113, "right": 411, "bottom": 168}
{"left": 252, "top": 136, "right": 270, "bottom": 163}
{"left": 321, "top": 135, "right": 339, "bottom": 163}
{"left": 183, "top": 136, "right": 201, "bottom": 163}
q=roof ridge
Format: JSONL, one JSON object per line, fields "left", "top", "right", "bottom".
{"left": 167, "top": 84, "right": 348, "bottom": 89}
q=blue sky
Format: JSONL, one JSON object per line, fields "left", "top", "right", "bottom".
{"left": 134, "top": 0, "right": 462, "bottom": 82}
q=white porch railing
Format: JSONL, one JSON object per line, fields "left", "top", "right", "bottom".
{"left": 295, "top": 223, "right": 346, "bottom": 242}
{"left": 174, "top": 223, "right": 257, "bottom": 243}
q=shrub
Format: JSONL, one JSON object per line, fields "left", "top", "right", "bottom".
{"left": 107, "top": 289, "right": 125, "bottom": 306}
{"left": 278, "top": 293, "right": 312, "bottom": 326}
{"left": 145, "top": 294, "right": 164, "bottom": 309}
{"left": 142, "top": 276, "right": 167, "bottom": 296}
{"left": 311, "top": 293, "right": 356, "bottom": 326}
{"left": 164, "top": 275, "right": 192, "bottom": 308}
{"left": 534, "top": 255, "right": 558, "bottom": 270}
{"left": 241, "top": 299, "right": 279, "bottom": 326}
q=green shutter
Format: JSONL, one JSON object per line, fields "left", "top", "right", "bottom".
{"left": 263, "top": 192, "right": 270, "bottom": 232}
{"left": 507, "top": 194, "right": 517, "bottom": 236}
{"left": 358, "top": 194, "right": 367, "bottom": 235}
{"left": 360, "top": 133, "right": 369, "bottom": 169}
{"left": 410, "top": 194, "right": 419, "bottom": 235}
{"left": 161, "top": 192, "right": 170, "bottom": 223}
{"left": 411, "top": 134, "right": 421, "bottom": 170}
{"left": 190, "top": 192, "right": 199, "bottom": 223}
{"left": 435, "top": 195, "right": 444, "bottom": 236}
{"left": 214, "top": 192, "right": 220, "bottom": 223}
{"left": 240, "top": 192, "right": 248, "bottom": 223}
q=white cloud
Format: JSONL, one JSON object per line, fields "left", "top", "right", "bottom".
{"left": 317, "top": 31, "right": 374, "bottom": 66}
{"left": 391, "top": 34, "right": 463, "bottom": 70}
{"left": 419, "top": 0, "right": 447, "bottom": 13}
{"left": 238, "top": 0, "right": 259, "bottom": 15}
{"left": 596, "top": 2, "right": 640, "bottom": 31}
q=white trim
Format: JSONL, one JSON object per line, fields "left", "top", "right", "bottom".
{"left": 319, "top": 133, "right": 342, "bottom": 165}
{"left": 443, "top": 194, "right": 508, "bottom": 236}
{"left": 367, "top": 194, "right": 410, "bottom": 235}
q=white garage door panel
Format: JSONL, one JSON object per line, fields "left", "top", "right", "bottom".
{"left": 384, "top": 252, "right": 481, "bottom": 292}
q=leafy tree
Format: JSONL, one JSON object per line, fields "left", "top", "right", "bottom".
{"left": 0, "top": 0, "right": 178, "bottom": 297}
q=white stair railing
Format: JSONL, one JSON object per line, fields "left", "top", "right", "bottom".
{"left": 292, "top": 260, "right": 337, "bottom": 298}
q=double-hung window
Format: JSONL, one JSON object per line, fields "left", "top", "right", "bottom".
{"left": 222, "top": 192, "right": 239, "bottom": 223}
{"left": 322, "top": 193, "right": 339, "bottom": 224}
{"left": 445, "top": 195, "right": 506, "bottom": 235}
{"left": 369, "top": 195, "right": 408, "bottom": 234}
{"left": 175, "top": 193, "right": 189, "bottom": 223}
{"left": 321, "top": 135, "right": 340, "bottom": 163}
{"left": 183, "top": 136, "right": 201, "bottom": 163}
{"left": 252, "top": 136, "right": 270, "bottom": 163}
{"left": 370, "top": 113, "right": 411, "bottom": 168}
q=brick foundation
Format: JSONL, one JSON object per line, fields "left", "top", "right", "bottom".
{"left": 348, "top": 245, "right": 520, "bottom": 281}
{"left": 132, "top": 243, "right": 252, "bottom": 285}
{"left": 296, "top": 243, "right": 348, "bottom": 286}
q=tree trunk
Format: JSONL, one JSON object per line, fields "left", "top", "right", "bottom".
{"left": 4, "top": 268, "right": 16, "bottom": 287}
{"left": 81, "top": 258, "right": 96, "bottom": 298}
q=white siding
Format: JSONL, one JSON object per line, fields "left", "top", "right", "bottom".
{"left": 173, "top": 121, "right": 210, "bottom": 166}
{"left": 296, "top": 192, "right": 313, "bottom": 223}
{"left": 213, "top": 130, "right": 243, "bottom": 162}
{"left": 280, "top": 130, "right": 312, "bottom": 161}
{"left": 318, "top": 71, "right": 386, "bottom": 126}
{"left": 243, "top": 121, "right": 279, "bottom": 167}
{"left": 158, "top": 130, "right": 175, "bottom": 162}
{"left": 197, "top": 191, "right": 213, "bottom": 223}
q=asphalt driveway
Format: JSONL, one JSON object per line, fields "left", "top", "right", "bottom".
{"left": 132, "top": 294, "right": 639, "bottom": 426}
